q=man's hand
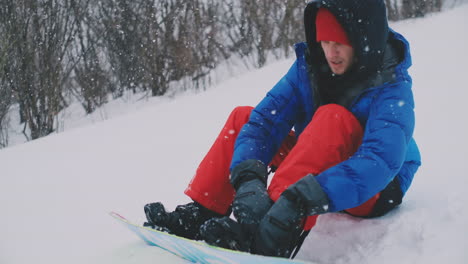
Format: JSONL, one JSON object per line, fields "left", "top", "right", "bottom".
{"left": 230, "top": 159, "right": 273, "bottom": 236}
{"left": 282, "top": 174, "right": 330, "bottom": 215}
{"left": 253, "top": 174, "right": 330, "bottom": 257}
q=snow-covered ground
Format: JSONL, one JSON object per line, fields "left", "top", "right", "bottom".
{"left": 1, "top": 4, "right": 468, "bottom": 264}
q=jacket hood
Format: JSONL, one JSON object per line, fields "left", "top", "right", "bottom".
{"left": 304, "top": 0, "right": 389, "bottom": 76}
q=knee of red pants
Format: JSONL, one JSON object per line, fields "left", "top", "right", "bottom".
{"left": 268, "top": 104, "right": 363, "bottom": 202}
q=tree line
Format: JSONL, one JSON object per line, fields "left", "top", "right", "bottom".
{"left": 0, "top": 0, "right": 445, "bottom": 147}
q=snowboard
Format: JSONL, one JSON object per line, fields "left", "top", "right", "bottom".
{"left": 110, "top": 211, "right": 311, "bottom": 264}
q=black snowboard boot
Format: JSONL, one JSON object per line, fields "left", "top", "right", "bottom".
{"left": 200, "top": 216, "right": 251, "bottom": 252}
{"left": 144, "top": 201, "right": 222, "bottom": 240}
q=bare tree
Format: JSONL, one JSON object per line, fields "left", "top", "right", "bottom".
{"left": 271, "top": 0, "right": 304, "bottom": 58}
{"left": 0, "top": 33, "right": 13, "bottom": 147}
{"left": 402, "top": 0, "right": 444, "bottom": 19}
{"left": 71, "top": 1, "right": 111, "bottom": 114}
{"left": 386, "top": 0, "right": 400, "bottom": 21}
{"left": 163, "top": 0, "right": 222, "bottom": 90}
{"left": 96, "top": 0, "right": 224, "bottom": 96}
{"left": 220, "top": 0, "right": 304, "bottom": 67}
{"left": 428, "top": 0, "right": 443, "bottom": 12}
{"left": 220, "top": 0, "right": 271, "bottom": 67}
{"left": 97, "top": 0, "right": 144, "bottom": 97}
{"left": 220, "top": 0, "right": 256, "bottom": 62}
{"left": 2, "top": 0, "right": 85, "bottom": 140}
{"left": 73, "top": 25, "right": 111, "bottom": 114}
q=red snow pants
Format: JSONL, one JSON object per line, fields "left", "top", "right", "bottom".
{"left": 184, "top": 104, "right": 380, "bottom": 231}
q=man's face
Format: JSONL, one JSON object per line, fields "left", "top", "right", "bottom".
{"left": 320, "top": 41, "right": 355, "bottom": 75}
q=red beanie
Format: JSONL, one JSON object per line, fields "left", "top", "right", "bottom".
{"left": 316, "top": 8, "right": 351, "bottom": 47}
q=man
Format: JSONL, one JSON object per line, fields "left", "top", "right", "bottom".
{"left": 144, "top": 0, "right": 421, "bottom": 258}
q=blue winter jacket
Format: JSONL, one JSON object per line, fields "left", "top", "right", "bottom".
{"left": 230, "top": 29, "right": 421, "bottom": 212}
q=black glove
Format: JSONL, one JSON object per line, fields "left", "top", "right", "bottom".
{"left": 199, "top": 160, "right": 272, "bottom": 252}
{"left": 253, "top": 174, "right": 329, "bottom": 257}
{"left": 282, "top": 174, "right": 330, "bottom": 216}
{"left": 230, "top": 159, "right": 273, "bottom": 238}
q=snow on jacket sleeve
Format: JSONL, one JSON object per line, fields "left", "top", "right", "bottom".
{"left": 230, "top": 61, "right": 302, "bottom": 171}
{"left": 315, "top": 81, "right": 416, "bottom": 212}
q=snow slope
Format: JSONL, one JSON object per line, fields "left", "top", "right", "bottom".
{"left": 1, "top": 4, "right": 468, "bottom": 264}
